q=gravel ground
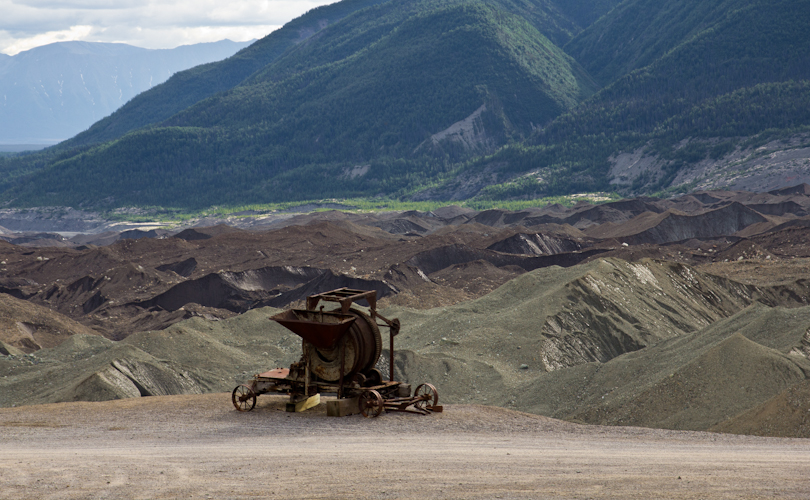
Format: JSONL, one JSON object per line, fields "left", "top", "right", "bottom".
{"left": 2, "top": 394, "right": 809, "bottom": 499}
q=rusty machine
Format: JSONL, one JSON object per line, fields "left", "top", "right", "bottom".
{"left": 231, "top": 288, "right": 441, "bottom": 417}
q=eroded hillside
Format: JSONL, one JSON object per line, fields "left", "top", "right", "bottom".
{"left": 4, "top": 189, "right": 810, "bottom": 436}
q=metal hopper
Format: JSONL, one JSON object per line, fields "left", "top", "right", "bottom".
{"left": 269, "top": 309, "right": 356, "bottom": 350}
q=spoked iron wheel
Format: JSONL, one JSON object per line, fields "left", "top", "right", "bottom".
{"left": 232, "top": 384, "right": 257, "bottom": 412}
{"left": 414, "top": 383, "right": 438, "bottom": 410}
{"left": 359, "top": 389, "right": 384, "bottom": 418}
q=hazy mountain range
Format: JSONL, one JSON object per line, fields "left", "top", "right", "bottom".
{"left": 1, "top": 0, "right": 808, "bottom": 208}
{"left": 0, "top": 40, "right": 253, "bottom": 145}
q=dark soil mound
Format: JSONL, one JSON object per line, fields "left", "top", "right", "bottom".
{"left": 140, "top": 266, "right": 394, "bottom": 313}
{"left": 561, "top": 204, "right": 650, "bottom": 228}
{"left": 653, "top": 203, "right": 767, "bottom": 243}
{"left": 372, "top": 217, "right": 434, "bottom": 235}
{"left": 431, "top": 205, "right": 476, "bottom": 219}
{"left": 156, "top": 257, "right": 198, "bottom": 277}
{"left": 143, "top": 273, "right": 273, "bottom": 313}
{"left": 752, "top": 224, "right": 810, "bottom": 258}
{"left": 486, "top": 233, "right": 583, "bottom": 255}
{"left": 0, "top": 232, "right": 69, "bottom": 246}
{"left": 467, "top": 209, "right": 527, "bottom": 228}
{"left": 406, "top": 243, "right": 607, "bottom": 275}
{"left": 769, "top": 183, "right": 810, "bottom": 196}
{"left": 746, "top": 201, "right": 808, "bottom": 217}
{"left": 173, "top": 228, "right": 212, "bottom": 240}
{"left": 430, "top": 259, "right": 524, "bottom": 297}
{"left": 262, "top": 269, "right": 397, "bottom": 308}
{"left": 714, "top": 240, "right": 771, "bottom": 262}
{"left": 121, "top": 228, "right": 170, "bottom": 240}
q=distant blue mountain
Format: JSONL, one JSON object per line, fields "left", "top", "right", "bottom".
{"left": 0, "top": 40, "right": 253, "bottom": 144}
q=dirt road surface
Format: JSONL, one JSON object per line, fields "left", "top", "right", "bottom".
{"left": 1, "top": 394, "right": 809, "bottom": 499}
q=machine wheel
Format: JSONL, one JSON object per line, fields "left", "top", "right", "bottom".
{"left": 414, "top": 383, "right": 438, "bottom": 410}
{"left": 359, "top": 389, "right": 384, "bottom": 418}
{"left": 232, "top": 385, "right": 257, "bottom": 412}
{"left": 365, "top": 367, "right": 383, "bottom": 386}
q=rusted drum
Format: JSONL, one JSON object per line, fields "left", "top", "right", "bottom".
{"left": 306, "top": 308, "right": 381, "bottom": 382}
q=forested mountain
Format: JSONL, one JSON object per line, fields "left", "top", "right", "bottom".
{"left": 552, "top": 0, "right": 810, "bottom": 143}
{"left": 67, "top": 0, "right": 581, "bottom": 151}
{"left": 547, "top": 0, "right": 622, "bottom": 29}
{"left": 565, "top": 0, "right": 744, "bottom": 85}
{"left": 1, "top": 0, "right": 596, "bottom": 208}
{"left": 0, "top": 40, "right": 252, "bottom": 144}
{"left": 1, "top": 0, "right": 809, "bottom": 209}
{"left": 66, "top": 0, "right": 393, "bottom": 148}
{"left": 457, "top": 0, "right": 810, "bottom": 199}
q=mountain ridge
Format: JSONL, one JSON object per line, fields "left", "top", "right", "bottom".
{"left": 64, "top": 0, "right": 394, "bottom": 148}
{"left": 1, "top": 0, "right": 809, "bottom": 208}
{"left": 0, "top": 40, "right": 253, "bottom": 144}
{"left": 4, "top": 1, "right": 598, "bottom": 208}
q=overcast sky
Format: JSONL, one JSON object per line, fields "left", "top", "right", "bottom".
{"left": 0, "top": 0, "right": 341, "bottom": 55}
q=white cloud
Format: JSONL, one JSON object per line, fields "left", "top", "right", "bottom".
{"left": 0, "top": 0, "right": 340, "bottom": 55}
{"left": 1, "top": 25, "right": 93, "bottom": 54}
{"left": 13, "top": 0, "right": 143, "bottom": 9}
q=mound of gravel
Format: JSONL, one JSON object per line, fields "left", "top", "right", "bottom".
{"left": 587, "top": 203, "right": 767, "bottom": 245}
{"left": 0, "top": 293, "right": 99, "bottom": 353}
{"left": 385, "top": 257, "right": 799, "bottom": 376}
{"left": 573, "top": 332, "right": 807, "bottom": 430}
{"left": 508, "top": 304, "right": 810, "bottom": 433}
{"left": 0, "top": 307, "right": 301, "bottom": 408}
{"left": 710, "top": 379, "right": 810, "bottom": 437}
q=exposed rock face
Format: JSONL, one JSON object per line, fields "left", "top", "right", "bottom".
{"left": 0, "top": 341, "right": 24, "bottom": 356}
{"left": 71, "top": 364, "right": 143, "bottom": 401}
{"left": 609, "top": 138, "right": 810, "bottom": 195}
{"left": 424, "top": 104, "right": 494, "bottom": 153}
{"left": 502, "top": 303, "right": 810, "bottom": 433}
{"left": 791, "top": 327, "right": 810, "bottom": 359}
{"left": 487, "top": 233, "right": 582, "bottom": 255}
{"left": 69, "top": 358, "right": 203, "bottom": 402}
{"left": 109, "top": 358, "right": 202, "bottom": 397}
